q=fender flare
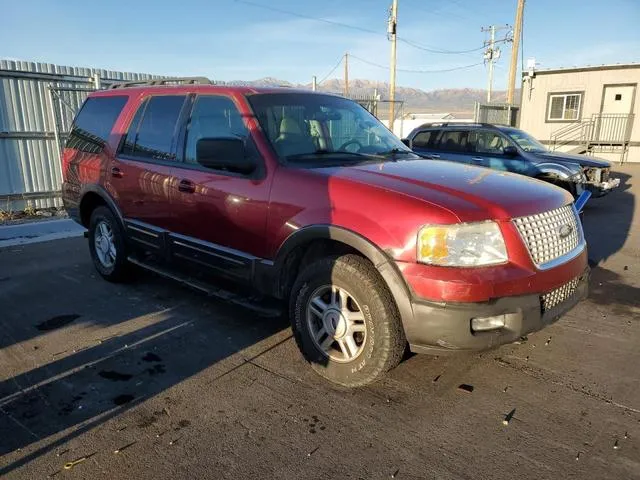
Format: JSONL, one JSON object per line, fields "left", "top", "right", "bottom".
{"left": 273, "top": 224, "right": 415, "bottom": 332}
{"left": 78, "top": 184, "right": 125, "bottom": 228}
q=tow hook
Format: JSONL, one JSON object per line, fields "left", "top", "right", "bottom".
{"left": 575, "top": 190, "right": 591, "bottom": 224}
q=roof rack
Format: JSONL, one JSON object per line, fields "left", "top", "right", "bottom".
{"left": 428, "top": 122, "right": 496, "bottom": 127}
{"left": 108, "top": 77, "right": 212, "bottom": 90}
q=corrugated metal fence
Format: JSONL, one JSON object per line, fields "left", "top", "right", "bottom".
{"left": 0, "top": 60, "right": 163, "bottom": 210}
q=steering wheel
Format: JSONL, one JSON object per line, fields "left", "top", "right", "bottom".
{"left": 338, "top": 139, "right": 364, "bottom": 152}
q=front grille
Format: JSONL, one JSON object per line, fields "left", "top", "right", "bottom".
{"left": 541, "top": 277, "right": 579, "bottom": 312}
{"left": 513, "top": 205, "right": 582, "bottom": 268}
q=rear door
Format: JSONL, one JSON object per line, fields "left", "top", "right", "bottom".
{"left": 111, "top": 95, "right": 187, "bottom": 247}
{"left": 432, "top": 129, "right": 474, "bottom": 165}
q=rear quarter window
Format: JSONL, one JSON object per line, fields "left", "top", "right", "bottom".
{"left": 412, "top": 130, "right": 435, "bottom": 148}
{"left": 66, "top": 96, "right": 128, "bottom": 153}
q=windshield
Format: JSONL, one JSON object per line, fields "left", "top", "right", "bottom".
{"left": 247, "top": 93, "right": 414, "bottom": 164}
{"left": 504, "top": 128, "right": 548, "bottom": 153}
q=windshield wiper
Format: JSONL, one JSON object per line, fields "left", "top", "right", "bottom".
{"left": 285, "top": 150, "right": 384, "bottom": 162}
{"left": 374, "top": 148, "right": 415, "bottom": 161}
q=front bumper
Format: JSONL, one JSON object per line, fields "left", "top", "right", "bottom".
{"left": 407, "top": 268, "right": 589, "bottom": 354}
{"left": 586, "top": 177, "right": 620, "bottom": 197}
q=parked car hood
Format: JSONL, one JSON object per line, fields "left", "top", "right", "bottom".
{"left": 326, "top": 159, "right": 572, "bottom": 222}
{"left": 534, "top": 151, "right": 611, "bottom": 168}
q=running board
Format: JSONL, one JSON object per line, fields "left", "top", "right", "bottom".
{"left": 127, "top": 256, "right": 282, "bottom": 317}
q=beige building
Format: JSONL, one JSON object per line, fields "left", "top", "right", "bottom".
{"left": 519, "top": 63, "right": 639, "bottom": 163}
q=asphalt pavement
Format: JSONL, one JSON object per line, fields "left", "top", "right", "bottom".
{"left": 1, "top": 166, "right": 639, "bottom": 480}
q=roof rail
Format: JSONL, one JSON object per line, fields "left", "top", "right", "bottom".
{"left": 418, "top": 122, "right": 497, "bottom": 128}
{"left": 108, "top": 77, "right": 212, "bottom": 90}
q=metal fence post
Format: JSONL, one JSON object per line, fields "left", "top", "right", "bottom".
{"left": 47, "top": 85, "right": 63, "bottom": 172}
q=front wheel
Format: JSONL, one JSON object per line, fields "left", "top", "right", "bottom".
{"left": 290, "top": 254, "right": 406, "bottom": 387}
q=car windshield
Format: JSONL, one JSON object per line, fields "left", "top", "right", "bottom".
{"left": 247, "top": 93, "right": 415, "bottom": 164}
{"left": 504, "top": 128, "right": 548, "bottom": 153}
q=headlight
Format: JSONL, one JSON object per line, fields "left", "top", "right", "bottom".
{"left": 417, "top": 221, "right": 508, "bottom": 267}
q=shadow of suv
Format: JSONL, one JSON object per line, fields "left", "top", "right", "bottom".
{"left": 404, "top": 122, "right": 620, "bottom": 197}
{"left": 62, "top": 80, "right": 589, "bottom": 387}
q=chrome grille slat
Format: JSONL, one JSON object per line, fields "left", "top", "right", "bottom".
{"left": 541, "top": 277, "right": 579, "bottom": 312}
{"left": 513, "top": 205, "right": 582, "bottom": 268}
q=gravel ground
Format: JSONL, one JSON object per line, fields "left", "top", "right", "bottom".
{"left": 1, "top": 166, "right": 638, "bottom": 480}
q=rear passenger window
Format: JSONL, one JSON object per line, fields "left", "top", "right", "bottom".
{"left": 122, "top": 95, "right": 186, "bottom": 161}
{"left": 437, "top": 130, "right": 469, "bottom": 152}
{"left": 66, "top": 96, "right": 127, "bottom": 153}
{"left": 184, "top": 96, "right": 248, "bottom": 164}
{"left": 412, "top": 130, "right": 434, "bottom": 148}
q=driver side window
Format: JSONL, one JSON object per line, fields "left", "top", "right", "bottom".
{"left": 184, "top": 96, "right": 248, "bottom": 165}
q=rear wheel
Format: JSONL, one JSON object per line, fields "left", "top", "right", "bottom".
{"left": 290, "top": 254, "right": 406, "bottom": 387}
{"left": 88, "top": 206, "right": 131, "bottom": 282}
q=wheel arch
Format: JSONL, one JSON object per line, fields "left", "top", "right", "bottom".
{"left": 78, "top": 185, "right": 124, "bottom": 228}
{"left": 270, "top": 225, "right": 415, "bottom": 332}
{"left": 533, "top": 161, "right": 582, "bottom": 180}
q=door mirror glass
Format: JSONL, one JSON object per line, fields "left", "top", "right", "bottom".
{"left": 503, "top": 145, "right": 518, "bottom": 156}
{"left": 196, "top": 137, "right": 256, "bottom": 174}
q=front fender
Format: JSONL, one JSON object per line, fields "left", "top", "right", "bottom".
{"left": 533, "top": 161, "right": 583, "bottom": 180}
{"left": 273, "top": 224, "right": 416, "bottom": 338}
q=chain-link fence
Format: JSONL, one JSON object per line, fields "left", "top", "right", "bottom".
{"left": 473, "top": 102, "right": 519, "bottom": 126}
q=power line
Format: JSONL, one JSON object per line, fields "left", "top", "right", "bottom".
{"left": 232, "top": 0, "right": 488, "bottom": 56}
{"left": 350, "top": 54, "right": 484, "bottom": 73}
{"left": 318, "top": 55, "right": 344, "bottom": 84}
{"left": 233, "top": 0, "right": 379, "bottom": 35}
{"left": 397, "top": 37, "right": 485, "bottom": 54}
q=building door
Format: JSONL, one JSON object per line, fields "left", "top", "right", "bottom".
{"left": 596, "top": 84, "right": 636, "bottom": 143}
{"left": 601, "top": 84, "right": 636, "bottom": 115}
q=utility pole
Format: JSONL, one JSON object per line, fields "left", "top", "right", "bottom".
{"left": 344, "top": 52, "right": 349, "bottom": 97}
{"left": 507, "top": 0, "right": 525, "bottom": 104}
{"left": 388, "top": 0, "right": 398, "bottom": 132}
{"left": 481, "top": 24, "right": 508, "bottom": 103}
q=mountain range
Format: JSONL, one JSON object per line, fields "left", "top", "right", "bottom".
{"left": 227, "top": 77, "right": 520, "bottom": 115}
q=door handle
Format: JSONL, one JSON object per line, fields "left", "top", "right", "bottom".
{"left": 471, "top": 157, "right": 484, "bottom": 162}
{"left": 111, "top": 167, "right": 124, "bottom": 178}
{"left": 178, "top": 179, "right": 196, "bottom": 193}
{"left": 429, "top": 153, "right": 440, "bottom": 158}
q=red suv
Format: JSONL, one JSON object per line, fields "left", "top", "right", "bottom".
{"left": 62, "top": 78, "right": 589, "bottom": 387}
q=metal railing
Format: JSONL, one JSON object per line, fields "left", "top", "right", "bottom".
{"left": 590, "top": 113, "right": 634, "bottom": 144}
{"left": 550, "top": 119, "right": 593, "bottom": 151}
{"left": 551, "top": 113, "right": 634, "bottom": 163}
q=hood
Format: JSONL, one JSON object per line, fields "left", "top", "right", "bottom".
{"left": 322, "top": 159, "right": 573, "bottom": 222}
{"left": 534, "top": 150, "right": 611, "bottom": 168}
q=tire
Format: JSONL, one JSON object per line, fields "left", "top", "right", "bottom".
{"left": 88, "top": 206, "right": 131, "bottom": 282}
{"left": 290, "top": 254, "right": 406, "bottom": 387}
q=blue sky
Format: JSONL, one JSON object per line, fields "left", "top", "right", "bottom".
{"left": 3, "top": 0, "right": 639, "bottom": 91}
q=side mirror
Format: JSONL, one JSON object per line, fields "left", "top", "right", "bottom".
{"left": 401, "top": 138, "right": 412, "bottom": 148}
{"left": 503, "top": 145, "right": 518, "bottom": 156}
{"left": 196, "top": 137, "right": 256, "bottom": 174}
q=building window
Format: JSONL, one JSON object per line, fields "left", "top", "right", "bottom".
{"left": 547, "top": 93, "right": 582, "bottom": 121}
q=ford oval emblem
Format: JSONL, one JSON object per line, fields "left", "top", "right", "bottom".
{"left": 558, "top": 224, "right": 573, "bottom": 239}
